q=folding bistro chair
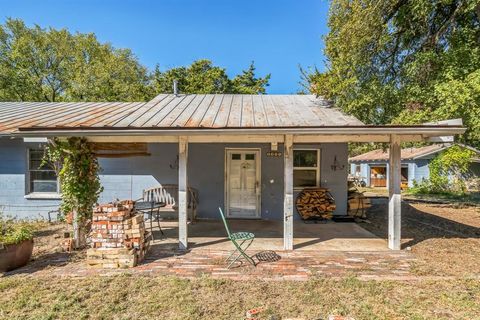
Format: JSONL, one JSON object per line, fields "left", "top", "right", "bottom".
{"left": 218, "top": 207, "right": 256, "bottom": 268}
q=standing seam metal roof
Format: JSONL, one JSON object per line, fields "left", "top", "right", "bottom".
{"left": 0, "top": 94, "right": 364, "bottom": 133}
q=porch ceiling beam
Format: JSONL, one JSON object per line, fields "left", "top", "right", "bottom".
{"left": 283, "top": 134, "right": 294, "bottom": 251}
{"left": 81, "top": 134, "right": 427, "bottom": 144}
{"left": 388, "top": 134, "right": 402, "bottom": 250}
{"left": 293, "top": 134, "right": 425, "bottom": 143}
{"left": 84, "top": 135, "right": 283, "bottom": 143}
{"left": 178, "top": 136, "right": 188, "bottom": 250}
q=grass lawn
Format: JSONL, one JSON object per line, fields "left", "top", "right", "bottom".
{"left": 1, "top": 275, "right": 479, "bottom": 320}
{"left": 1, "top": 200, "right": 479, "bottom": 319}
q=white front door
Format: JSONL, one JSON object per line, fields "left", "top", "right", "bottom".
{"left": 225, "top": 149, "right": 261, "bottom": 218}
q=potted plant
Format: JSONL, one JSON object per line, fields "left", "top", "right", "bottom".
{"left": 0, "top": 214, "right": 34, "bottom": 272}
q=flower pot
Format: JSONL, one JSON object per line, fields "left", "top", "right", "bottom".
{"left": 0, "top": 239, "right": 34, "bottom": 272}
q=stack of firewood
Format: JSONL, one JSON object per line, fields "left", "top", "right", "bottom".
{"left": 296, "top": 187, "right": 336, "bottom": 220}
{"left": 87, "top": 200, "right": 150, "bottom": 268}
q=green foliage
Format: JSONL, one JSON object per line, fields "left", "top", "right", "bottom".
{"left": 0, "top": 213, "right": 34, "bottom": 245}
{"left": 0, "top": 18, "right": 152, "bottom": 102}
{"left": 308, "top": 0, "right": 480, "bottom": 147}
{"left": 44, "top": 137, "right": 103, "bottom": 221}
{"left": 231, "top": 62, "right": 271, "bottom": 94}
{"left": 153, "top": 59, "right": 270, "bottom": 94}
{"left": 348, "top": 142, "right": 388, "bottom": 157}
{"left": 410, "top": 145, "right": 475, "bottom": 195}
{"left": 0, "top": 19, "right": 272, "bottom": 101}
{"left": 393, "top": 69, "right": 480, "bottom": 148}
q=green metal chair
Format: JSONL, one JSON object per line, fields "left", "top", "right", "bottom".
{"left": 218, "top": 207, "right": 256, "bottom": 268}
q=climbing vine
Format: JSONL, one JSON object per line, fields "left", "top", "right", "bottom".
{"left": 44, "top": 137, "right": 103, "bottom": 221}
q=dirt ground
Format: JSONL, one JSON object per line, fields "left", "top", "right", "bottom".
{"left": 361, "top": 198, "right": 480, "bottom": 276}
{"left": 26, "top": 223, "right": 84, "bottom": 272}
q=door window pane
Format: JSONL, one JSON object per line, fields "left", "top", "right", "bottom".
{"left": 293, "top": 170, "right": 317, "bottom": 188}
{"left": 231, "top": 153, "right": 241, "bottom": 160}
{"left": 245, "top": 154, "right": 255, "bottom": 160}
{"left": 294, "top": 150, "right": 317, "bottom": 167}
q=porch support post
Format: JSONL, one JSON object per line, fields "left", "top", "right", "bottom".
{"left": 388, "top": 134, "right": 401, "bottom": 250}
{"left": 283, "top": 134, "right": 294, "bottom": 251}
{"left": 178, "top": 136, "right": 188, "bottom": 250}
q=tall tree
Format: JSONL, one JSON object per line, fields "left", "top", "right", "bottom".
{"left": 307, "top": 0, "right": 480, "bottom": 148}
{"left": 231, "top": 62, "right": 271, "bottom": 94}
{"left": 153, "top": 59, "right": 270, "bottom": 94}
{"left": 0, "top": 18, "right": 152, "bottom": 102}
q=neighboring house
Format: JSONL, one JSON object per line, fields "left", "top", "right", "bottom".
{"left": 0, "top": 93, "right": 464, "bottom": 250}
{"left": 349, "top": 144, "right": 480, "bottom": 188}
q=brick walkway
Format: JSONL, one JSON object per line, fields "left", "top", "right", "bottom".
{"left": 5, "top": 246, "right": 417, "bottom": 281}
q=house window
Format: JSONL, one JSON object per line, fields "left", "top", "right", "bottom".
{"left": 28, "top": 149, "right": 59, "bottom": 194}
{"left": 355, "top": 165, "right": 361, "bottom": 174}
{"left": 293, "top": 149, "right": 320, "bottom": 189}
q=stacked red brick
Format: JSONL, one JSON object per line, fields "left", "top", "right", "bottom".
{"left": 87, "top": 200, "right": 150, "bottom": 268}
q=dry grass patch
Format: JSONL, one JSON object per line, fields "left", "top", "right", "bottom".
{"left": 0, "top": 275, "right": 479, "bottom": 320}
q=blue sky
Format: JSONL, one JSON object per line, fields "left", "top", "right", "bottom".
{"left": 0, "top": 0, "right": 329, "bottom": 93}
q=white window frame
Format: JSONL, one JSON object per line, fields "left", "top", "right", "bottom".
{"left": 25, "top": 148, "right": 61, "bottom": 198}
{"left": 293, "top": 148, "right": 321, "bottom": 190}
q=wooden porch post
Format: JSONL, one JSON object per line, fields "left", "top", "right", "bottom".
{"left": 178, "top": 136, "right": 188, "bottom": 250}
{"left": 388, "top": 134, "right": 401, "bottom": 250}
{"left": 284, "top": 134, "right": 294, "bottom": 250}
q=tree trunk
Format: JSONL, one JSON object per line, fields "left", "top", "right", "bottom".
{"left": 72, "top": 209, "right": 87, "bottom": 249}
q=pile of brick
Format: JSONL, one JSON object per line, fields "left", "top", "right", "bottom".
{"left": 87, "top": 200, "right": 151, "bottom": 268}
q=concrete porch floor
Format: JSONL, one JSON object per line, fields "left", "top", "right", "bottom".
{"left": 152, "top": 219, "right": 388, "bottom": 251}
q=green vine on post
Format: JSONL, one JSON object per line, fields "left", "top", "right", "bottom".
{"left": 44, "top": 137, "right": 103, "bottom": 248}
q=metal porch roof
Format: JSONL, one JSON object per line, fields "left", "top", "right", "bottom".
{"left": 0, "top": 94, "right": 364, "bottom": 134}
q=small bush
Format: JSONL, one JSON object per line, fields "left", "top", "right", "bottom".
{"left": 410, "top": 145, "right": 476, "bottom": 196}
{"left": 0, "top": 213, "right": 35, "bottom": 246}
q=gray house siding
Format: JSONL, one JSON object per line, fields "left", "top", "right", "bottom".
{"left": 318, "top": 143, "right": 348, "bottom": 216}
{"left": 407, "top": 162, "right": 416, "bottom": 187}
{"left": 350, "top": 163, "right": 370, "bottom": 185}
{"left": 412, "top": 159, "right": 430, "bottom": 184}
{"left": 0, "top": 138, "right": 60, "bottom": 219}
{"left": 0, "top": 138, "right": 348, "bottom": 220}
{"left": 350, "top": 163, "right": 356, "bottom": 176}
{"left": 100, "top": 142, "right": 348, "bottom": 220}
{"left": 361, "top": 163, "right": 370, "bottom": 186}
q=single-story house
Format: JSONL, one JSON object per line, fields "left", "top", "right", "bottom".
{"left": 349, "top": 144, "right": 480, "bottom": 188}
{"left": 0, "top": 93, "right": 465, "bottom": 250}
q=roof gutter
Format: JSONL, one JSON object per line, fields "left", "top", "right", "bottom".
{"left": 9, "top": 125, "right": 466, "bottom": 138}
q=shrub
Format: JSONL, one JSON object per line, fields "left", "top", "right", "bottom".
{"left": 409, "top": 145, "right": 476, "bottom": 196}
{"left": 0, "top": 213, "right": 34, "bottom": 246}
